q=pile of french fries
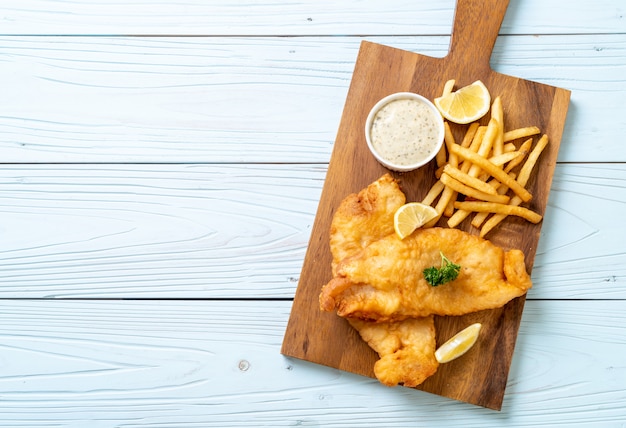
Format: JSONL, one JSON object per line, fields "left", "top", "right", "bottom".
{"left": 423, "top": 79, "right": 548, "bottom": 237}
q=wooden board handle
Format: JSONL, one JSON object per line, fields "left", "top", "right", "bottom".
{"left": 447, "top": 0, "right": 510, "bottom": 72}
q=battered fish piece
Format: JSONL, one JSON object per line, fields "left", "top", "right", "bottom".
{"left": 329, "top": 173, "right": 405, "bottom": 275}
{"left": 348, "top": 317, "right": 438, "bottom": 388}
{"left": 321, "top": 227, "right": 532, "bottom": 321}
{"left": 328, "top": 174, "right": 438, "bottom": 387}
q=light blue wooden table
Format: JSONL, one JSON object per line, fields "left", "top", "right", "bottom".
{"left": 0, "top": 1, "right": 625, "bottom": 426}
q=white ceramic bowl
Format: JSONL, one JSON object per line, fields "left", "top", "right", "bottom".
{"left": 365, "top": 92, "right": 445, "bottom": 172}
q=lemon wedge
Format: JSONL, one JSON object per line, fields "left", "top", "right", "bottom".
{"left": 434, "top": 80, "right": 491, "bottom": 124}
{"left": 435, "top": 323, "right": 482, "bottom": 364}
{"left": 393, "top": 202, "right": 438, "bottom": 239}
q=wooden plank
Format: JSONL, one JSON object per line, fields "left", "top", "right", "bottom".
{"left": 0, "top": 163, "right": 624, "bottom": 299}
{"left": 0, "top": 164, "right": 321, "bottom": 298}
{"left": 0, "top": 34, "right": 623, "bottom": 163}
{"left": 284, "top": 0, "right": 570, "bottom": 409}
{"left": 532, "top": 163, "right": 626, "bottom": 299}
{"left": 0, "top": 299, "right": 623, "bottom": 426}
{"left": 1, "top": 0, "right": 624, "bottom": 35}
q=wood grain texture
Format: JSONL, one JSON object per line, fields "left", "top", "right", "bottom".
{"left": 283, "top": 0, "right": 570, "bottom": 409}
{"left": 0, "top": 34, "right": 623, "bottom": 162}
{"left": 0, "top": 164, "right": 322, "bottom": 298}
{"left": 0, "top": 299, "right": 624, "bottom": 427}
{"left": 533, "top": 163, "right": 626, "bottom": 299}
{"left": 1, "top": 0, "right": 624, "bottom": 35}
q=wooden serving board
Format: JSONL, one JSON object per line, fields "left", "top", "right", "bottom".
{"left": 282, "top": 0, "right": 570, "bottom": 410}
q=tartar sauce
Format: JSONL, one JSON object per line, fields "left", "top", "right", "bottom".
{"left": 370, "top": 98, "right": 441, "bottom": 166}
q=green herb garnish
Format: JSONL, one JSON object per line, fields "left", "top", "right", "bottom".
{"left": 423, "top": 251, "right": 461, "bottom": 287}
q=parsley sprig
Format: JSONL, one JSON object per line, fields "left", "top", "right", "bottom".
{"left": 423, "top": 251, "right": 461, "bottom": 287}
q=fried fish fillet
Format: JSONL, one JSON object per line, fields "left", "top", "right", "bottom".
{"left": 327, "top": 174, "right": 438, "bottom": 387}
{"left": 348, "top": 317, "right": 438, "bottom": 388}
{"left": 321, "top": 227, "right": 532, "bottom": 321}
{"left": 329, "top": 173, "right": 405, "bottom": 275}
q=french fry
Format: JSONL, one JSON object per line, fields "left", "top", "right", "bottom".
{"left": 435, "top": 80, "right": 453, "bottom": 171}
{"left": 471, "top": 174, "right": 515, "bottom": 228}
{"left": 476, "top": 118, "right": 499, "bottom": 158}
{"left": 489, "top": 151, "right": 523, "bottom": 167}
{"left": 503, "top": 126, "right": 541, "bottom": 142}
{"left": 426, "top": 185, "right": 456, "bottom": 227}
{"left": 491, "top": 96, "right": 503, "bottom": 127}
{"left": 442, "top": 79, "right": 456, "bottom": 96}
{"left": 453, "top": 201, "right": 543, "bottom": 224}
{"left": 446, "top": 121, "right": 508, "bottom": 226}
{"left": 504, "top": 138, "right": 533, "bottom": 173}
{"left": 466, "top": 117, "right": 499, "bottom": 179}
{"left": 443, "top": 164, "right": 498, "bottom": 195}
{"left": 444, "top": 122, "right": 459, "bottom": 168}
{"left": 480, "top": 206, "right": 515, "bottom": 237}
{"left": 440, "top": 173, "right": 510, "bottom": 204}
{"left": 479, "top": 195, "right": 527, "bottom": 237}
{"left": 435, "top": 143, "right": 447, "bottom": 167}
{"left": 436, "top": 79, "right": 456, "bottom": 187}
{"left": 420, "top": 84, "right": 546, "bottom": 235}
{"left": 447, "top": 207, "right": 469, "bottom": 228}
{"left": 470, "top": 209, "right": 490, "bottom": 229}
{"left": 449, "top": 143, "right": 533, "bottom": 202}
{"left": 459, "top": 125, "right": 486, "bottom": 174}
{"left": 421, "top": 180, "right": 445, "bottom": 206}
{"left": 503, "top": 142, "right": 516, "bottom": 152}
{"left": 490, "top": 97, "right": 504, "bottom": 156}
{"left": 479, "top": 135, "right": 549, "bottom": 236}
{"left": 435, "top": 164, "right": 445, "bottom": 179}
{"left": 449, "top": 173, "right": 509, "bottom": 229}
{"left": 461, "top": 122, "right": 480, "bottom": 148}
{"left": 517, "top": 134, "right": 549, "bottom": 186}
{"left": 496, "top": 121, "right": 504, "bottom": 156}
{"left": 444, "top": 194, "right": 456, "bottom": 217}
{"left": 470, "top": 126, "right": 487, "bottom": 150}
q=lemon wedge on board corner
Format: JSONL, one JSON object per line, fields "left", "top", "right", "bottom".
{"left": 435, "top": 323, "right": 482, "bottom": 364}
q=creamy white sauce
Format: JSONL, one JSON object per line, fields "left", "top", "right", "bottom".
{"left": 370, "top": 98, "right": 440, "bottom": 166}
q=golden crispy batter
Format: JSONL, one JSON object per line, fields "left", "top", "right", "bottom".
{"left": 327, "top": 174, "right": 438, "bottom": 387}
{"left": 321, "top": 227, "right": 532, "bottom": 321}
{"left": 322, "top": 174, "right": 532, "bottom": 387}
{"left": 329, "top": 173, "right": 405, "bottom": 275}
{"left": 348, "top": 317, "right": 438, "bottom": 388}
